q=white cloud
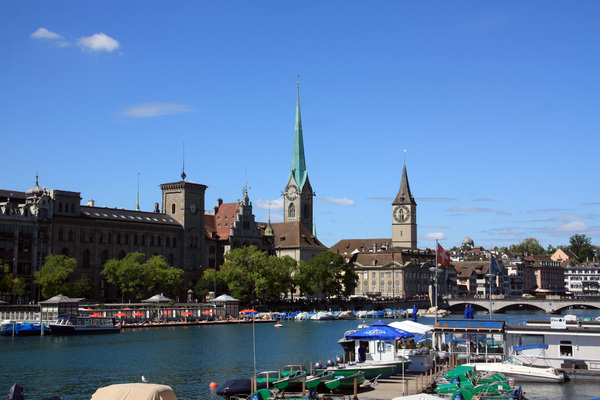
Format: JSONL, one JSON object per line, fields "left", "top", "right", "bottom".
{"left": 255, "top": 198, "right": 283, "bottom": 212}
{"left": 555, "top": 221, "right": 588, "bottom": 233}
{"left": 497, "top": 210, "right": 512, "bottom": 216}
{"left": 316, "top": 197, "right": 355, "bottom": 206}
{"left": 78, "top": 33, "right": 120, "bottom": 52}
{"left": 120, "top": 102, "right": 195, "bottom": 118}
{"left": 31, "top": 28, "right": 63, "bottom": 40}
{"left": 422, "top": 232, "right": 447, "bottom": 240}
{"left": 447, "top": 206, "right": 492, "bottom": 213}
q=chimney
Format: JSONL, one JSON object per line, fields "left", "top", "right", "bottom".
{"left": 154, "top": 202, "right": 160, "bottom": 213}
{"left": 87, "top": 199, "right": 95, "bottom": 207}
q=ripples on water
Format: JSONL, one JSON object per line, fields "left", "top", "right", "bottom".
{"left": 1, "top": 310, "right": 598, "bottom": 399}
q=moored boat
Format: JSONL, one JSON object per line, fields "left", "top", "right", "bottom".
{"left": 272, "top": 370, "right": 307, "bottom": 391}
{"left": 466, "top": 350, "right": 565, "bottom": 383}
{"left": 49, "top": 315, "right": 120, "bottom": 335}
{"left": 304, "top": 370, "right": 335, "bottom": 390}
{"left": 1, "top": 321, "right": 50, "bottom": 336}
{"left": 324, "top": 371, "right": 365, "bottom": 392}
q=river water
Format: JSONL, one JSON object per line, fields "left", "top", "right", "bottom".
{"left": 1, "top": 310, "right": 598, "bottom": 400}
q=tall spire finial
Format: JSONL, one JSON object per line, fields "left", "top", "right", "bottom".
{"left": 296, "top": 74, "right": 300, "bottom": 89}
{"left": 181, "top": 141, "right": 186, "bottom": 181}
{"left": 403, "top": 149, "right": 406, "bottom": 164}
{"left": 136, "top": 173, "right": 140, "bottom": 211}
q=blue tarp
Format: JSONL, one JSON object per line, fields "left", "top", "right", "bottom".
{"left": 513, "top": 344, "right": 548, "bottom": 352}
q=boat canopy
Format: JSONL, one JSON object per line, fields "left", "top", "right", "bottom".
{"left": 389, "top": 320, "right": 433, "bottom": 334}
{"left": 513, "top": 344, "right": 549, "bottom": 352}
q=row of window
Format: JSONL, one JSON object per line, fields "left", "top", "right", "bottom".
{"left": 57, "top": 203, "right": 76, "bottom": 214}
{"left": 59, "top": 229, "right": 177, "bottom": 248}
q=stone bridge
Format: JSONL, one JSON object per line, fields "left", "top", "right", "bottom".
{"left": 443, "top": 297, "right": 600, "bottom": 315}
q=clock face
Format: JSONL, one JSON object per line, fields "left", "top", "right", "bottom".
{"left": 190, "top": 203, "right": 198, "bottom": 215}
{"left": 393, "top": 205, "right": 410, "bottom": 223}
{"left": 301, "top": 190, "right": 313, "bottom": 201}
{"left": 285, "top": 185, "right": 298, "bottom": 201}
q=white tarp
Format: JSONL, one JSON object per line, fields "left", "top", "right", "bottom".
{"left": 388, "top": 320, "right": 434, "bottom": 334}
{"left": 90, "top": 383, "right": 177, "bottom": 400}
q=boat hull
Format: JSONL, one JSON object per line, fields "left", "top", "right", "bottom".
{"left": 324, "top": 372, "right": 365, "bottom": 392}
{"left": 49, "top": 325, "right": 121, "bottom": 335}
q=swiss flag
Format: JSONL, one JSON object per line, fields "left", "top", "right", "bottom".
{"left": 437, "top": 243, "right": 450, "bottom": 267}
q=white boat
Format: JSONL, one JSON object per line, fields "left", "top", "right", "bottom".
{"left": 311, "top": 311, "right": 335, "bottom": 320}
{"left": 505, "top": 317, "right": 600, "bottom": 381}
{"left": 466, "top": 349, "right": 565, "bottom": 383}
{"left": 294, "top": 312, "right": 309, "bottom": 320}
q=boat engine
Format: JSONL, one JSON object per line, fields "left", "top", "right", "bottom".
{"left": 326, "top": 359, "right": 335, "bottom": 367}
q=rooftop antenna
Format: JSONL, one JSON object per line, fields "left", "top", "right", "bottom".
{"left": 136, "top": 172, "right": 140, "bottom": 211}
{"left": 181, "top": 141, "right": 186, "bottom": 181}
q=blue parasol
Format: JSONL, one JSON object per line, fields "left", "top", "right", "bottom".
{"left": 412, "top": 305, "right": 418, "bottom": 322}
{"left": 464, "top": 305, "right": 469, "bottom": 319}
{"left": 346, "top": 320, "right": 414, "bottom": 341}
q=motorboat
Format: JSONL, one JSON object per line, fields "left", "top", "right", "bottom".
{"left": 1, "top": 321, "right": 50, "bottom": 336}
{"left": 272, "top": 370, "right": 308, "bottom": 391}
{"left": 337, "top": 310, "right": 357, "bottom": 320}
{"left": 49, "top": 316, "right": 121, "bottom": 335}
{"left": 310, "top": 311, "right": 334, "bottom": 320}
{"left": 505, "top": 318, "right": 600, "bottom": 381}
{"left": 466, "top": 353, "right": 565, "bottom": 383}
{"left": 324, "top": 371, "right": 365, "bottom": 392}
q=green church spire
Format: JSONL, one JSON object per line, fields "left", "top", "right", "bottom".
{"left": 290, "top": 84, "right": 308, "bottom": 190}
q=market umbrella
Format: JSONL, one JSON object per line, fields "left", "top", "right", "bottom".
{"left": 464, "top": 305, "right": 470, "bottom": 319}
{"left": 346, "top": 320, "right": 414, "bottom": 342}
{"left": 182, "top": 311, "right": 193, "bottom": 316}
{"left": 240, "top": 309, "right": 257, "bottom": 313}
{"left": 201, "top": 310, "right": 213, "bottom": 315}
{"left": 89, "top": 313, "right": 103, "bottom": 317}
{"left": 412, "top": 305, "right": 418, "bottom": 322}
{"left": 469, "top": 305, "right": 475, "bottom": 319}
{"left": 133, "top": 312, "right": 145, "bottom": 317}
{"left": 114, "top": 312, "right": 127, "bottom": 317}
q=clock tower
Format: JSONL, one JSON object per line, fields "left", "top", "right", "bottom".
{"left": 283, "top": 85, "right": 314, "bottom": 233}
{"left": 160, "top": 177, "right": 207, "bottom": 271}
{"left": 392, "top": 161, "right": 417, "bottom": 248}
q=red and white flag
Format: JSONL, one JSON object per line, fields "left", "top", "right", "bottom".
{"left": 437, "top": 243, "right": 450, "bottom": 267}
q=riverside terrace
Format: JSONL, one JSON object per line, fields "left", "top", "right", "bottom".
{"left": 445, "top": 296, "right": 600, "bottom": 314}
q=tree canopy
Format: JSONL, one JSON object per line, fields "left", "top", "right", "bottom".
{"left": 102, "top": 252, "right": 183, "bottom": 302}
{"left": 296, "top": 251, "right": 357, "bottom": 298}
{"left": 0, "top": 261, "right": 27, "bottom": 299}
{"left": 508, "top": 238, "right": 546, "bottom": 255}
{"left": 34, "top": 255, "right": 79, "bottom": 299}
{"left": 569, "top": 234, "right": 598, "bottom": 261}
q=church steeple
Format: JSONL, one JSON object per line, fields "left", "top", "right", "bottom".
{"left": 392, "top": 159, "right": 417, "bottom": 249}
{"left": 283, "top": 81, "right": 314, "bottom": 233}
{"left": 393, "top": 161, "right": 416, "bottom": 206}
{"left": 290, "top": 84, "right": 308, "bottom": 191}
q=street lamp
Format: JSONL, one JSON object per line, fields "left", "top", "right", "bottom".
{"left": 429, "top": 266, "right": 442, "bottom": 325}
{"left": 486, "top": 272, "right": 495, "bottom": 320}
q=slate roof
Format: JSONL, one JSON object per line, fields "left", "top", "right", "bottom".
{"left": 80, "top": 206, "right": 181, "bottom": 226}
{"left": 270, "top": 222, "right": 327, "bottom": 250}
{"left": 350, "top": 248, "right": 435, "bottom": 267}
{"left": 330, "top": 238, "right": 392, "bottom": 257}
{"left": 0, "top": 189, "right": 27, "bottom": 202}
{"left": 452, "top": 262, "right": 489, "bottom": 277}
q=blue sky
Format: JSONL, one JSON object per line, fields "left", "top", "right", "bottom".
{"left": 1, "top": 1, "right": 599, "bottom": 251}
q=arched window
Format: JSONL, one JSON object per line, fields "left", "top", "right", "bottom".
{"left": 288, "top": 203, "right": 295, "bottom": 218}
{"left": 68, "top": 230, "right": 74, "bottom": 241}
{"left": 117, "top": 233, "right": 121, "bottom": 244}
{"left": 168, "top": 253, "right": 174, "bottom": 265}
{"left": 101, "top": 250, "right": 109, "bottom": 266}
{"left": 173, "top": 237, "right": 177, "bottom": 248}
{"left": 125, "top": 234, "right": 129, "bottom": 244}
{"left": 171, "top": 203, "right": 176, "bottom": 214}
{"left": 157, "top": 236, "right": 162, "bottom": 246}
{"left": 82, "top": 249, "right": 90, "bottom": 268}
{"left": 166, "top": 237, "right": 170, "bottom": 247}
{"left": 107, "top": 233, "right": 112, "bottom": 243}
{"left": 141, "top": 235, "right": 146, "bottom": 245}
{"left": 58, "top": 229, "right": 64, "bottom": 241}
{"left": 150, "top": 236, "right": 154, "bottom": 246}
{"left": 70, "top": 204, "right": 74, "bottom": 214}
{"left": 189, "top": 254, "right": 196, "bottom": 270}
{"left": 59, "top": 203, "right": 63, "bottom": 213}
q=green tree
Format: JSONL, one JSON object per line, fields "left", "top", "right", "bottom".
{"left": 0, "top": 261, "right": 28, "bottom": 300}
{"left": 194, "top": 268, "right": 228, "bottom": 300}
{"left": 71, "top": 274, "right": 93, "bottom": 298}
{"left": 267, "top": 255, "right": 299, "bottom": 300}
{"left": 509, "top": 238, "right": 546, "bottom": 255}
{"left": 296, "top": 251, "right": 357, "bottom": 298}
{"left": 146, "top": 255, "right": 184, "bottom": 296}
{"left": 569, "top": 234, "right": 597, "bottom": 261}
{"left": 102, "top": 252, "right": 148, "bottom": 302}
{"left": 219, "top": 246, "right": 268, "bottom": 302}
{"left": 34, "top": 255, "right": 77, "bottom": 299}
